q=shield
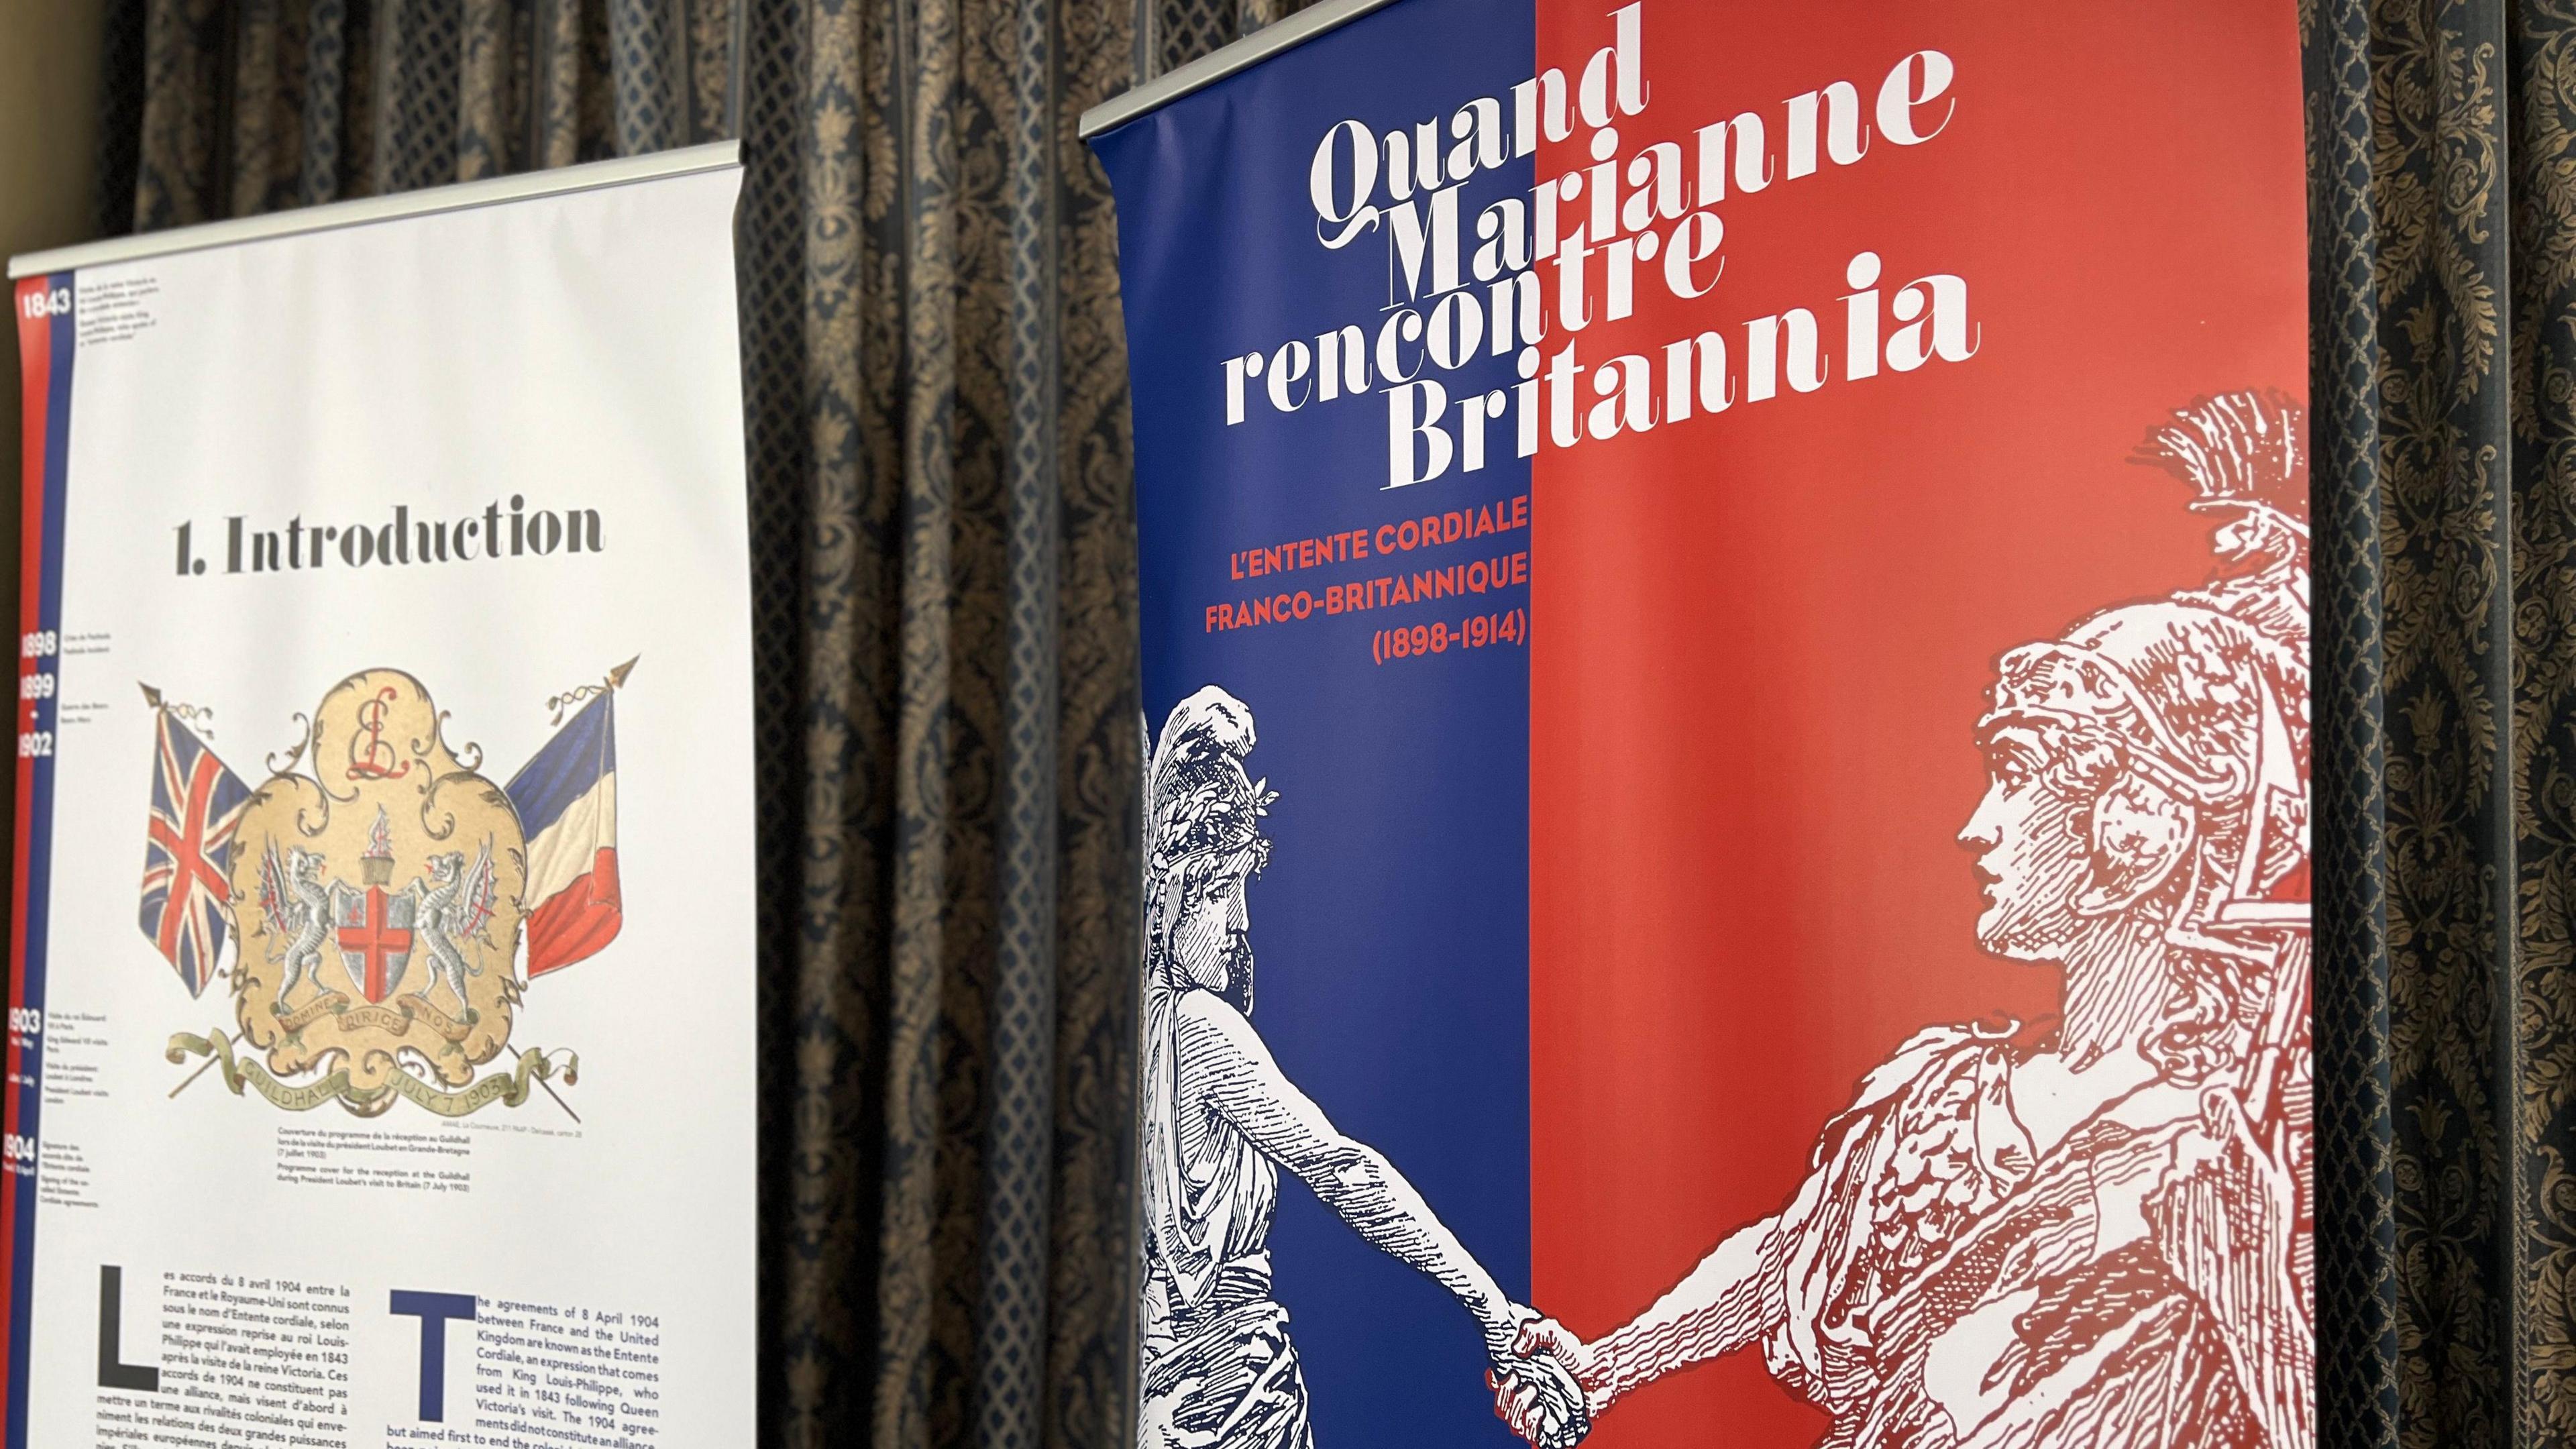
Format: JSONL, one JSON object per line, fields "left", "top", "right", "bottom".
{"left": 335, "top": 883, "right": 417, "bottom": 1003}
{"left": 220, "top": 669, "right": 532, "bottom": 1113}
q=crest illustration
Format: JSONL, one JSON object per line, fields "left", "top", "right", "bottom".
{"left": 146, "top": 663, "right": 631, "bottom": 1118}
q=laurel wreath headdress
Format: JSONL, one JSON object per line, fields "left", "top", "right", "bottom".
{"left": 1146, "top": 737, "right": 1275, "bottom": 885}
{"left": 1143, "top": 687, "right": 1276, "bottom": 978}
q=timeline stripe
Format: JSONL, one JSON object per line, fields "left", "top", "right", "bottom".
{"left": 5, "top": 273, "right": 73, "bottom": 1449}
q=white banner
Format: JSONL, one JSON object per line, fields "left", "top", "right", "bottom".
{"left": 8, "top": 154, "right": 754, "bottom": 1448}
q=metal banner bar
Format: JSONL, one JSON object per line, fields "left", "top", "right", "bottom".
{"left": 1078, "top": 0, "right": 1405, "bottom": 139}
{"left": 7, "top": 140, "right": 741, "bottom": 280}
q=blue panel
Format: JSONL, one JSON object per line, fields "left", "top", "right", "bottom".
{"left": 1095, "top": 5, "right": 1536, "bottom": 1445}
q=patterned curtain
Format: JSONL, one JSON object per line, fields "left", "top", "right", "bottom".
{"left": 2310, "top": 0, "right": 2576, "bottom": 1446}
{"left": 98, "top": 0, "right": 736, "bottom": 225}
{"left": 130, "top": 3, "right": 2576, "bottom": 1449}
{"left": 91, "top": 0, "right": 1307, "bottom": 1446}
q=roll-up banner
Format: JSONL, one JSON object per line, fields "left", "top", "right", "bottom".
{"left": 1090, "top": 4, "right": 2311, "bottom": 1448}
{"left": 5, "top": 150, "right": 755, "bottom": 1444}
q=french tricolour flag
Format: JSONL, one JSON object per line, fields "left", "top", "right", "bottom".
{"left": 506, "top": 692, "right": 620, "bottom": 976}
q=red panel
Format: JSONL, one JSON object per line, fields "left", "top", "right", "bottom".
{"left": 1523, "top": 6, "right": 2306, "bottom": 1448}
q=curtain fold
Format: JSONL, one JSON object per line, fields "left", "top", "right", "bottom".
{"left": 2308, "top": 1, "right": 2576, "bottom": 1446}
{"left": 2510, "top": 14, "right": 2576, "bottom": 1448}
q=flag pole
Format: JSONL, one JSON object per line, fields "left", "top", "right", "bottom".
{"left": 506, "top": 1042, "right": 582, "bottom": 1124}
{"left": 167, "top": 1028, "right": 243, "bottom": 1098}
{"left": 511, "top": 653, "right": 627, "bottom": 1125}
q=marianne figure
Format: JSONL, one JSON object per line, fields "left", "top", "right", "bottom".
{"left": 1500, "top": 392, "right": 2316, "bottom": 1449}
{"left": 1139, "top": 687, "right": 1583, "bottom": 1449}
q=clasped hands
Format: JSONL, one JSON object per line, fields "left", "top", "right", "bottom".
{"left": 1485, "top": 1311, "right": 1600, "bottom": 1449}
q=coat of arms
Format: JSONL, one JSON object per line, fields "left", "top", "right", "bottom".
{"left": 146, "top": 663, "right": 629, "bottom": 1118}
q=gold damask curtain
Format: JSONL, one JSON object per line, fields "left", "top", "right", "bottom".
{"left": 93, "top": 0, "right": 1306, "bottom": 1446}
{"left": 2312, "top": 0, "right": 2576, "bottom": 1446}
{"left": 91, "top": 0, "right": 2572, "bottom": 1446}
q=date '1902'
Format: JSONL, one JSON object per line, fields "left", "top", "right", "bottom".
{"left": 1373, "top": 608, "right": 1525, "bottom": 666}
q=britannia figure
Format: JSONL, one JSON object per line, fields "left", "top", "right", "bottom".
{"left": 1501, "top": 392, "right": 2315, "bottom": 1449}
{"left": 1139, "top": 686, "right": 1584, "bottom": 1449}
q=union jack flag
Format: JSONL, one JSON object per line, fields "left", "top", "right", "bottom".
{"left": 138, "top": 710, "right": 250, "bottom": 996}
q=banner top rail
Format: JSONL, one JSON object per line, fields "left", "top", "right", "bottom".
{"left": 1078, "top": 0, "right": 1403, "bottom": 140}
{"left": 7, "top": 140, "right": 741, "bottom": 280}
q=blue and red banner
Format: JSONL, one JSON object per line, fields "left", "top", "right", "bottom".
{"left": 1096, "top": 4, "right": 2311, "bottom": 1449}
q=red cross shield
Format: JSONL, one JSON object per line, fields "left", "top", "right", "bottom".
{"left": 335, "top": 885, "right": 417, "bottom": 1004}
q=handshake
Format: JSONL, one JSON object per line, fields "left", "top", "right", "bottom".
{"left": 1485, "top": 1312, "right": 1602, "bottom": 1449}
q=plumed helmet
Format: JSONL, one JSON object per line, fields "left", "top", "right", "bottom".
{"left": 1982, "top": 390, "right": 2312, "bottom": 938}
